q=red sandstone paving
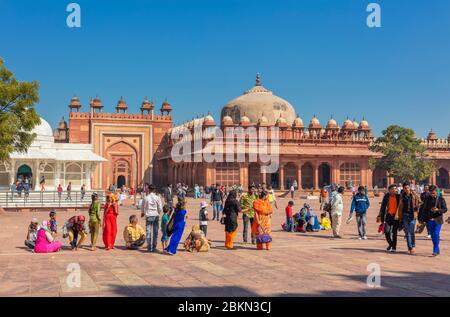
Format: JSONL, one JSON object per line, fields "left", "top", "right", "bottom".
{"left": 1, "top": 195, "right": 450, "bottom": 297}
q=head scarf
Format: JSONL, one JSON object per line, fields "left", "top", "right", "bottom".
{"left": 41, "top": 220, "right": 50, "bottom": 231}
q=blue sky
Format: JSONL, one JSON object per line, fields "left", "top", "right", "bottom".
{"left": 1, "top": 0, "right": 449, "bottom": 137}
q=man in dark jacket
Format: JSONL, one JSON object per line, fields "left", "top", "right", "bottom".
{"left": 348, "top": 186, "right": 370, "bottom": 240}
{"left": 422, "top": 185, "right": 447, "bottom": 256}
{"left": 378, "top": 184, "right": 400, "bottom": 252}
{"left": 210, "top": 183, "right": 224, "bottom": 221}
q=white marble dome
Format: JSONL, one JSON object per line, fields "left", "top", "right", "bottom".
{"left": 32, "top": 117, "right": 54, "bottom": 143}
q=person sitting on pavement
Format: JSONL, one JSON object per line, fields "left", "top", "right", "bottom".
{"left": 34, "top": 220, "right": 62, "bottom": 253}
{"left": 25, "top": 218, "right": 40, "bottom": 250}
{"left": 184, "top": 224, "right": 211, "bottom": 252}
{"left": 62, "top": 215, "right": 89, "bottom": 251}
{"left": 123, "top": 214, "right": 146, "bottom": 250}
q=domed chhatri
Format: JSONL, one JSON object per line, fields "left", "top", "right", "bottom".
{"left": 222, "top": 115, "right": 234, "bottom": 126}
{"left": 160, "top": 98, "right": 172, "bottom": 115}
{"left": 359, "top": 118, "right": 370, "bottom": 130}
{"left": 342, "top": 117, "right": 356, "bottom": 130}
{"left": 69, "top": 95, "right": 81, "bottom": 111}
{"left": 203, "top": 113, "right": 215, "bottom": 126}
{"left": 309, "top": 115, "right": 321, "bottom": 129}
{"left": 293, "top": 116, "right": 304, "bottom": 129}
{"left": 275, "top": 115, "right": 288, "bottom": 127}
{"left": 428, "top": 129, "right": 438, "bottom": 141}
{"left": 240, "top": 114, "right": 251, "bottom": 126}
{"left": 258, "top": 113, "right": 269, "bottom": 127}
{"left": 353, "top": 119, "right": 359, "bottom": 130}
{"left": 116, "top": 96, "right": 128, "bottom": 113}
{"left": 220, "top": 73, "right": 297, "bottom": 126}
{"left": 326, "top": 117, "right": 339, "bottom": 129}
{"left": 140, "top": 97, "right": 154, "bottom": 114}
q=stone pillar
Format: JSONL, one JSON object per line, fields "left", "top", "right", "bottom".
{"left": 297, "top": 165, "right": 302, "bottom": 191}
{"left": 33, "top": 161, "right": 40, "bottom": 190}
{"left": 85, "top": 163, "right": 91, "bottom": 189}
{"left": 432, "top": 170, "right": 437, "bottom": 185}
{"left": 367, "top": 167, "right": 373, "bottom": 189}
{"left": 314, "top": 164, "right": 319, "bottom": 190}
{"left": 9, "top": 160, "right": 16, "bottom": 185}
{"left": 279, "top": 164, "right": 285, "bottom": 190}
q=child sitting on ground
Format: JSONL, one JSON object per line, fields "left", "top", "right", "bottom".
{"left": 304, "top": 204, "right": 321, "bottom": 232}
{"left": 160, "top": 205, "right": 170, "bottom": 250}
{"left": 123, "top": 214, "right": 146, "bottom": 250}
{"left": 293, "top": 208, "right": 307, "bottom": 233}
{"left": 184, "top": 224, "right": 211, "bottom": 252}
{"left": 319, "top": 212, "right": 332, "bottom": 230}
{"left": 49, "top": 211, "right": 58, "bottom": 237}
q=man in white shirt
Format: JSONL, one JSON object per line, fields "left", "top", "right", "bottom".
{"left": 330, "top": 186, "right": 345, "bottom": 238}
{"left": 141, "top": 184, "right": 163, "bottom": 252}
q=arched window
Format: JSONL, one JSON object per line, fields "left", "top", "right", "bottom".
{"left": 65, "top": 163, "right": 83, "bottom": 186}
{"left": 340, "top": 163, "right": 361, "bottom": 188}
{"left": 216, "top": 162, "right": 240, "bottom": 187}
{"left": 301, "top": 163, "right": 314, "bottom": 189}
{"left": 284, "top": 163, "right": 298, "bottom": 189}
{"left": 41, "top": 163, "right": 55, "bottom": 186}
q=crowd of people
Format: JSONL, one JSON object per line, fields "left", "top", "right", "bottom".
{"left": 23, "top": 179, "right": 448, "bottom": 257}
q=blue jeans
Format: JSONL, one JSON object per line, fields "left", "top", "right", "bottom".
{"left": 427, "top": 220, "right": 442, "bottom": 254}
{"left": 213, "top": 201, "right": 222, "bottom": 220}
{"left": 356, "top": 213, "right": 367, "bottom": 238}
{"left": 146, "top": 216, "right": 159, "bottom": 251}
{"left": 402, "top": 213, "right": 416, "bottom": 250}
{"left": 286, "top": 216, "right": 294, "bottom": 232}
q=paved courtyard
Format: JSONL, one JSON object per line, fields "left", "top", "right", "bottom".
{"left": 1, "top": 195, "right": 449, "bottom": 297}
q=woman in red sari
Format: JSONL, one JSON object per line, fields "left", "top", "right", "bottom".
{"left": 252, "top": 191, "right": 273, "bottom": 250}
{"left": 103, "top": 193, "right": 119, "bottom": 250}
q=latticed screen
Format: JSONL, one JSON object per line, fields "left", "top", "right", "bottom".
{"left": 339, "top": 163, "right": 361, "bottom": 187}
{"left": 216, "top": 163, "right": 240, "bottom": 186}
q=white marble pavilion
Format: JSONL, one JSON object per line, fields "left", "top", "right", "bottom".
{"left": 0, "top": 117, "right": 106, "bottom": 190}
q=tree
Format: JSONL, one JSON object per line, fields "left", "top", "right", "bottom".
{"left": 369, "top": 125, "right": 435, "bottom": 183}
{"left": 0, "top": 58, "right": 41, "bottom": 161}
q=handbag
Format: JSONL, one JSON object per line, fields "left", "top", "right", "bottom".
{"left": 166, "top": 211, "right": 175, "bottom": 236}
{"left": 256, "top": 233, "right": 272, "bottom": 244}
{"left": 377, "top": 223, "right": 385, "bottom": 234}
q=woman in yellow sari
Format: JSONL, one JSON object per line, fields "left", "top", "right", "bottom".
{"left": 252, "top": 191, "right": 273, "bottom": 250}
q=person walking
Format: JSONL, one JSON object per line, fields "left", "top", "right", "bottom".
{"left": 140, "top": 184, "right": 163, "bottom": 252}
{"left": 289, "top": 184, "right": 295, "bottom": 199}
{"left": 164, "top": 199, "right": 187, "bottom": 255}
{"left": 422, "top": 185, "right": 447, "bottom": 257}
{"left": 378, "top": 184, "right": 400, "bottom": 252}
{"left": 252, "top": 191, "right": 273, "bottom": 250}
{"left": 88, "top": 193, "right": 101, "bottom": 251}
{"left": 330, "top": 186, "right": 344, "bottom": 238}
{"left": 223, "top": 190, "right": 242, "bottom": 250}
{"left": 347, "top": 185, "right": 370, "bottom": 240}
{"left": 57, "top": 184, "right": 63, "bottom": 201}
{"left": 80, "top": 184, "right": 86, "bottom": 201}
{"left": 319, "top": 185, "right": 328, "bottom": 211}
{"left": 163, "top": 184, "right": 174, "bottom": 208}
{"left": 240, "top": 185, "right": 257, "bottom": 243}
{"left": 66, "top": 182, "right": 72, "bottom": 201}
{"left": 395, "top": 181, "right": 421, "bottom": 255}
{"left": 210, "top": 183, "right": 224, "bottom": 221}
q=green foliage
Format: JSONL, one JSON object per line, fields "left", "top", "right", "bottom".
{"left": 369, "top": 125, "right": 435, "bottom": 182}
{"left": 0, "top": 58, "right": 41, "bottom": 161}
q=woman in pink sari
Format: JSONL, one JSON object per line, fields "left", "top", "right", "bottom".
{"left": 103, "top": 194, "right": 119, "bottom": 250}
{"left": 34, "top": 220, "right": 62, "bottom": 253}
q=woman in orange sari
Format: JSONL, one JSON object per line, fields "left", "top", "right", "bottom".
{"left": 103, "top": 193, "right": 119, "bottom": 250}
{"left": 252, "top": 191, "right": 273, "bottom": 250}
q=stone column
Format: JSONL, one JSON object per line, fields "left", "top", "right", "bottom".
{"left": 297, "top": 164, "right": 302, "bottom": 191}
{"left": 85, "top": 163, "right": 91, "bottom": 189}
{"left": 314, "top": 164, "right": 319, "bottom": 190}
{"left": 9, "top": 160, "right": 16, "bottom": 185}
{"left": 279, "top": 164, "right": 285, "bottom": 190}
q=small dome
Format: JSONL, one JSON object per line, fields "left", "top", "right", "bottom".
{"left": 161, "top": 98, "right": 172, "bottom": 113}
{"left": 427, "top": 129, "right": 438, "bottom": 141}
{"left": 342, "top": 118, "right": 356, "bottom": 130}
{"left": 116, "top": 97, "right": 127, "bottom": 109}
{"left": 293, "top": 116, "right": 304, "bottom": 128}
{"left": 309, "top": 116, "right": 321, "bottom": 129}
{"left": 353, "top": 120, "right": 359, "bottom": 129}
{"left": 326, "top": 117, "right": 338, "bottom": 129}
{"left": 222, "top": 115, "right": 234, "bottom": 125}
{"left": 141, "top": 98, "right": 154, "bottom": 110}
{"left": 69, "top": 96, "right": 81, "bottom": 108}
{"left": 32, "top": 117, "right": 55, "bottom": 143}
{"left": 58, "top": 117, "right": 67, "bottom": 129}
{"left": 91, "top": 96, "right": 103, "bottom": 108}
{"left": 359, "top": 119, "right": 370, "bottom": 130}
{"left": 240, "top": 114, "right": 251, "bottom": 125}
{"left": 204, "top": 114, "right": 215, "bottom": 126}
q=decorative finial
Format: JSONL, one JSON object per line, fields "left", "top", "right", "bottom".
{"left": 255, "top": 72, "right": 261, "bottom": 86}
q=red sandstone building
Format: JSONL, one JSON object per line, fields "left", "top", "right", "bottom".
{"left": 54, "top": 75, "right": 450, "bottom": 191}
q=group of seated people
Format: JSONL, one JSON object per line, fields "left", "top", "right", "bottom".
{"left": 282, "top": 203, "right": 331, "bottom": 233}
{"left": 25, "top": 212, "right": 62, "bottom": 253}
